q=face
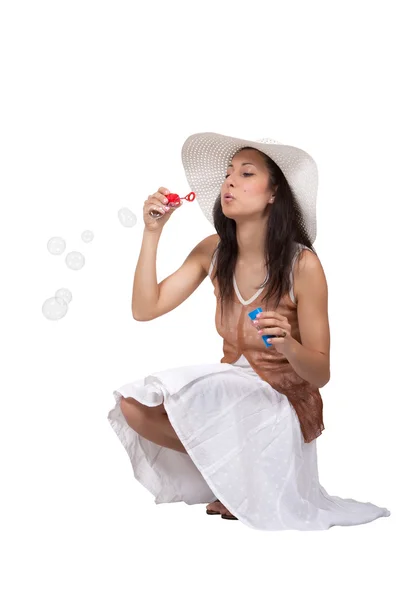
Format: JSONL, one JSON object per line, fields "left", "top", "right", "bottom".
{"left": 221, "top": 148, "right": 275, "bottom": 217}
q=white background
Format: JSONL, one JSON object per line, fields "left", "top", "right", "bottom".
{"left": 1, "top": 0, "right": 398, "bottom": 598}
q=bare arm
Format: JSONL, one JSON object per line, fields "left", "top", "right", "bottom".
{"left": 284, "top": 250, "right": 331, "bottom": 388}
{"left": 132, "top": 232, "right": 217, "bottom": 321}
{"left": 131, "top": 228, "right": 163, "bottom": 320}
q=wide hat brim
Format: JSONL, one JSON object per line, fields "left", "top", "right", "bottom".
{"left": 181, "top": 132, "right": 318, "bottom": 244}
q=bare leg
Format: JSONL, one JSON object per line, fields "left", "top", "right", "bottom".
{"left": 120, "top": 398, "right": 236, "bottom": 516}
{"left": 120, "top": 397, "right": 188, "bottom": 454}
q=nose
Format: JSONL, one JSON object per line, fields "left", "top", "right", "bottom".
{"left": 224, "top": 173, "right": 235, "bottom": 188}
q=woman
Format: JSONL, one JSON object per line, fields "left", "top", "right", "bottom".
{"left": 107, "top": 132, "right": 390, "bottom": 530}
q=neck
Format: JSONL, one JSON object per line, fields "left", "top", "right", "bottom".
{"left": 236, "top": 217, "right": 268, "bottom": 264}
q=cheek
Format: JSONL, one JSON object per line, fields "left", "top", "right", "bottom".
{"left": 243, "top": 183, "right": 264, "bottom": 194}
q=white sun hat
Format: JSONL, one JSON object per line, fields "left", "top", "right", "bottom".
{"left": 181, "top": 131, "right": 319, "bottom": 243}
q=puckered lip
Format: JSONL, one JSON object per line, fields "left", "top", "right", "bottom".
{"left": 223, "top": 193, "right": 234, "bottom": 199}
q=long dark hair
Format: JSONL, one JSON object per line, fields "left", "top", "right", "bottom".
{"left": 211, "top": 147, "right": 316, "bottom": 320}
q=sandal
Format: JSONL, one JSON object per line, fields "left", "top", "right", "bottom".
{"left": 206, "top": 500, "right": 239, "bottom": 520}
{"left": 206, "top": 499, "right": 222, "bottom": 515}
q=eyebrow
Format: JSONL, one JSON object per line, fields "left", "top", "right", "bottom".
{"left": 227, "top": 162, "right": 256, "bottom": 167}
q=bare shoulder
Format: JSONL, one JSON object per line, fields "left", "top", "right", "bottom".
{"left": 199, "top": 233, "right": 220, "bottom": 275}
{"left": 293, "top": 247, "right": 327, "bottom": 303}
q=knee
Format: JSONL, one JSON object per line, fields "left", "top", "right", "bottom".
{"left": 120, "top": 396, "right": 140, "bottom": 409}
{"left": 120, "top": 396, "right": 165, "bottom": 422}
{"left": 120, "top": 396, "right": 146, "bottom": 426}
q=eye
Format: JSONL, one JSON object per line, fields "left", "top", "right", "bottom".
{"left": 224, "top": 172, "right": 254, "bottom": 179}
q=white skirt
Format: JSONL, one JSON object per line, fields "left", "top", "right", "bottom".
{"left": 107, "top": 355, "right": 391, "bottom": 531}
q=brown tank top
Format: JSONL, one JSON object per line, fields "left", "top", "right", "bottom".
{"left": 209, "top": 243, "right": 325, "bottom": 444}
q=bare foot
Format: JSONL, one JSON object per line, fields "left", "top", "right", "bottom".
{"left": 206, "top": 500, "right": 235, "bottom": 518}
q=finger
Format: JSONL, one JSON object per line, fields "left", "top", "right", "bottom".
{"left": 148, "top": 203, "right": 168, "bottom": 216}
{"left": 267, "top": 336, "right": 286, "bottom": 346}
{"left": 146, "top": 197, "right": 169, "bottom": 210}
{"left": 158, "top": 187, "right": 171, "bottom": 196}
{"left": 152, "top": 192, "right": 170, "bottom": 204}
{"left": 169, "top": 200, "right": 183, "bottom": 209}
{"left": 258, "top": 327, "right": 287, "bottom": 337}
{"left": 253, "top": 318, "right": 280, "bottom": 329}
{"left": 261, "top": 311, "right": 286, "bottom": 322}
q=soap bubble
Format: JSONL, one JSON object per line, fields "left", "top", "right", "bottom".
{"left": 55, "top": 288, "right": 73, "bottom": 304}
{"left": 47, "top": 237, "right": 66, "bottom": 255}
{"left": 65, "top": 251, "right": 85, "bottom": 270}
{"left": 81, "top": 230, "right": 94, "bottom": 243}
{"left": 118, "top": 207, "right": 137, "bottom": 227}
{"left": 42, "top": 297, "right": 68, "bottom": 320}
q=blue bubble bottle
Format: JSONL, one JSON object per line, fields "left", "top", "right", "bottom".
{"left": 247, "top": 307, "right": 276, "bottom": 348}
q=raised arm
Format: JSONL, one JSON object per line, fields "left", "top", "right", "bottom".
{"left": 132, "top": 232, "right": 218, "bottom": 321}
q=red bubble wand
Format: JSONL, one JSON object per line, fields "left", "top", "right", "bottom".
{"left": 149, "top": 192, "right": 196, "bottom": 219}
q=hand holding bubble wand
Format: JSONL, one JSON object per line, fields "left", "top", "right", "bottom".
{"left": 149, "top": 192, "right": 196, "bottom": 219}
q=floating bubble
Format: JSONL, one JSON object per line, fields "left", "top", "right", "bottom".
{"left": 81, "top": 230, "right": 94, "bottom": 243}
{"left": 42, "top": 297, "right": 68, "bottom": 320}
{"left": 65, "top": 251, "right": 85, "bottom": 270}
{"left": 55, "top": 288, "right": 73, "bottom": 304}
{"left": 118, "top": 207, "right": 137, "bottom": 227}
{"left": 47, "top": 236, "right": 66, "bottom": 255}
